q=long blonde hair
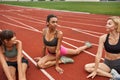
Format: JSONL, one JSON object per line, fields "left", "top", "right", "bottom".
{"left": 108, "top": 16, "right": 120, "bottom": 32}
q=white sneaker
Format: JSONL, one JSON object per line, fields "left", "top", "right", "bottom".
{"left": 110, "top": 69, "right": 120, "bottom": 80}
{"left": 85, "top": 41, "right": 92, "bottom": 48}
{"left": 60, "top": 56, "right": 74, "bottom": 64}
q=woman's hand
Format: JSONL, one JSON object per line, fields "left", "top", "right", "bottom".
{"left": 87, "top": 71, "right": 97, "bottom": 79}
{"left": 55, "top": 66, "right": 64, "bottom": 74}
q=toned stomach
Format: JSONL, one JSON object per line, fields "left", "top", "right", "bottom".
{"left": 6, "top": 56, "right": 17, "bottom": 62}
{"left": 46, "top": 46, "right": 57, "bottom": 53}
{"left": 105, "top": 52, "right": 120, "bottom": 60}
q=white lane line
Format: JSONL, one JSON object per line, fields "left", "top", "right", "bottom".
{"left": 2, "top": 15, "right": 39, "bottom": 32}
{"left": 0, "top": 20, "right": 37, "bottom": 32}
{"left": 22, "top": 50, "right": 55, "bottom": 80}
{"left": 16, "top": 13, "right": 45, "bottom": 23}
{"left": 72, "top": 28, "right": 104, "bottom": 35}
{"left": 2, "top": 14, "right": 104, "bottom": 36}
{"left": 61, "top": 20, "right": 104, "bottom": 28}
{"left": 58, "top": 25, "right": 104, "bottom": 35}
{"left": 1, "top": 14, "right": 43, "bottom": 24}
{"left": 0, "top": 21, "right": 98, "bottom": 46}
{"left": 17, "top": 12, "right": 105, "bottom": 28}
{"left": 5, "top": 9, "right": 105, "bottom": 28}
{"left": 15, "top": 12, "right": 104, "bottom": 28}
{"left": 1, "top": 14, "right": 102, "bottom": 38}
{"left": 71, "top": 28, "right": 100, "bottom": 38}
{"left": 63, "top": 37, "right": 98, "bottom": 47}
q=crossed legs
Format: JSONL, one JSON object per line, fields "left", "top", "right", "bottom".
{"left": 36, "top": 42, "right": 92, "bottom": 69}
{"left": 36, "top": 54, "right": 62, "bottom": 69}
{"left": 84, "top": 63, "right": 112, "bottom": 78}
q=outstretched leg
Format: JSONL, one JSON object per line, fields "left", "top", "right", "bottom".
{"left": 66, "top": 41, "right": 92, "bottom": 55}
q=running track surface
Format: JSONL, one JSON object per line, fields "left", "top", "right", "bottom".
{"left": 0, "top": 4, "right": 110, "bottom": 80}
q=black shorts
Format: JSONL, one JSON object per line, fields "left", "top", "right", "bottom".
{"left": 6, "top": 57, "right": 28, "bottom": 69}
{"left": 104, "top": 58, "right": 120, "bottom": 74}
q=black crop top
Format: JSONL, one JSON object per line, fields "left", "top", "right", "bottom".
{"left": 104, "top": 34, "right": 120, "bottom": 54}
{"left": 43, "top": 31, "right": 58, "bottom": 46}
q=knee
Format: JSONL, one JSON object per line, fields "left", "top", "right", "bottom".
{"left": 37, "top": 61, "right": 46, "bottom": 69}
{"left": 10, "top": 74, "right": 16, "bottom": 80}
{"left": 84, "top": 64, "right": 89, "bottom": 71}
{"left": 84, "top": 64, "right": 93, "bottom": 72}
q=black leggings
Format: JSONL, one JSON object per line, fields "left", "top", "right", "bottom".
{"left": 104, "top": 58, "right": 120, "bottom": 74}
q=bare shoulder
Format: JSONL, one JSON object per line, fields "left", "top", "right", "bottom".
{"left": 57, "top": 30, "right": 63, "bottom": 38}
{"left": 99, "top": 34, "right": 107, "bottom": 42}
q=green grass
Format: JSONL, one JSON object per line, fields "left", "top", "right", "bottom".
{"left": 0, "top": 1, "right": 120, "bottom": 15}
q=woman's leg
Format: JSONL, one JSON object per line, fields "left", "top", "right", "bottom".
{"left": 37, "top": 54, "right": 61, "bottom": 68}
{"left": 21, "top": 63, "right": 28, "bottom": 80}
{"left": 84, "top": 63, "right": 112, "bottom": 78}
{"left": 8, "top": 66, "right": 16, "bottom": 80}
{"left": 66, "top": 42, "right": 92, "bottom": 56}
{"left": 18, "top": 58, "right": 28, "bottom": 80}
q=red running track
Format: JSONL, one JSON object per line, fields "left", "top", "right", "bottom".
{"left": 0, "top": 4, "right": 110, "bottom": 80}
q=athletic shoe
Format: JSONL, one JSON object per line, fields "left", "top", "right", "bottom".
{"left": 110, "top": 69, "right": 120, "bottom": 80}
{"left": 85, "top": 41, "right": 92, "bottom": 48}
{"left": 60, "top": 56, "right": 74, "bottom": 64}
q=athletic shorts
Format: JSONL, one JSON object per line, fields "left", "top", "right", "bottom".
{"left": 104, "top": 58, "right": 120, "bottom": 74}
{"left": 6, "top": 57, "right": 28, "bottom": 69}
{"left": 48, "top": 45, "right": 67, "bottom": 56}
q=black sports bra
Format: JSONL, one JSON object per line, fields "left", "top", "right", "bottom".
{"left": 104, "top": 34, "right": 120, "bottom": 54}
{"left": 43, "top": 31, "right": 58, "bottom": 46}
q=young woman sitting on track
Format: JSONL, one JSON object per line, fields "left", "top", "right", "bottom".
{"left": 85, "top": 16, "right": 120, "bottom": 80}
{"left": 0, "top": 29, "right": 28, "bottom": 80}
{"left": 34, "top": 14, "right": 92, "bottom": 74}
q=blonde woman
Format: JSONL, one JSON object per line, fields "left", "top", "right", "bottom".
{"left": 85, "top": 16, "right": 120, "bottom": 80}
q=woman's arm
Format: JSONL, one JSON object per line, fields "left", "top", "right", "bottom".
{"left": 55, "top": 31, "right": 63, "bottom": 73}
{"left": 16, "top": 40, "right": 23, "bottom": 79}
{"left": 94, "top": 36, "right": 104, "bottom": 71}
{"left": 42, "top": 28, "right": 46, "bottom": 57}
{"left": 0, "top": 47, "right": 13, "bottom": 80}
{"left": 87, "top": 34, "right": 106, "bottom": 78}
{"left": 41, "top": 44, "right": 46, "bottom": 57}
